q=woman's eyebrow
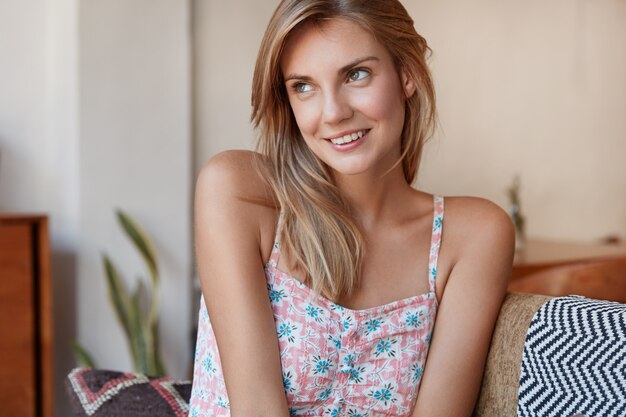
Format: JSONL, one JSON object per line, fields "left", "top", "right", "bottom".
{"left": 283, "top": 56, "right": 379, "bottom": 83}
{"left": 338, "top": 56, "right": 379, "bottom": 75}
{"left": 284, "top": 74, "right": 313, "bottom": 83}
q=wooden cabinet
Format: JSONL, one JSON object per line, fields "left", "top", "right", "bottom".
{"left": 0, "top": 215, "right": 54, "bottom": 417}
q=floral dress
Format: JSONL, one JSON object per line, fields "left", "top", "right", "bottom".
{"left": 189, "top": 195, "right": 444, "bottom": 417}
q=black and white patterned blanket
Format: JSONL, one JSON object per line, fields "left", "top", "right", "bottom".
{"left": 518, "top": 296, "right": 626, "bottom": 417}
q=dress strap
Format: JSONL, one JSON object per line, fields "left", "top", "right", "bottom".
{"left": 269, "top": 210, "right": 285, "bottom": 265}
{"left": 428, "top": 195, "right": 444, "bottom": 293}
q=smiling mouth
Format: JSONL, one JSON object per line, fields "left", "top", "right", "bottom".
{"left": 327, "top": 129, "right": 369, "bottom": 145}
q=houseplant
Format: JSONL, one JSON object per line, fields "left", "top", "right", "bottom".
{"left": 73, "top": 210, "right": 167, "bottom": 376}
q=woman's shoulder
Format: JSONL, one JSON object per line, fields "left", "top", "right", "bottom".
{"left": 195, "top": 150, "right": 279, "bottom": 262}
{"left": 434, "top": 195, "right": 515, "bottom": 302}
{"left": 441, "top": 195, "right": 515, "bottom": 257}
{"left": 196, "top": 150, "right": 275, "bottom": 206}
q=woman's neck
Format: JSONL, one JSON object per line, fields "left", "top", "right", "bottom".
{"left": 334, "top": 164, "right": 415, "bottom": 230}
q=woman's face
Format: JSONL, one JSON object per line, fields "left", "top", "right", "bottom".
{"left": 280, "top": 18, "right": 415, "bottom": 178}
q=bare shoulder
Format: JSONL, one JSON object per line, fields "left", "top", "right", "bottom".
{"left": 196, "top": 150, "right": 274, "bottom": 205}
{"left": 195, "top": 150, "right": 278, "bottom": 262}
{"left": 438, "top": 196, "right": 515, "bottom": 292}
{"left": 443, "top": 196, "right": 515, "bottom": 257}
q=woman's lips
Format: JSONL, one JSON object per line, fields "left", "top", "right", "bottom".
{"left": 326, "top": 129, "right": 370, "bottom": 152}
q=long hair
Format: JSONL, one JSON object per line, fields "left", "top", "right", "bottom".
{"left": 251, "top": 0, "right": 436, "bottom": 302}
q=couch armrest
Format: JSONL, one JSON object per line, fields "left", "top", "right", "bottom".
{"left": 473, "top": 292, "right": 553, "bottom": 417}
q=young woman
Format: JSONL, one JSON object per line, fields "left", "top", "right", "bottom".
{"left": 189, "top": 1, "right": 515, "bottom": 416}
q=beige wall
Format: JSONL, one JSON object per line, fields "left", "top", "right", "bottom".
{"left": 410, "top": 0, "right": 626, "bottom": 241}
{"left": 194, "top": 0, "right": 626, "bottom": 242}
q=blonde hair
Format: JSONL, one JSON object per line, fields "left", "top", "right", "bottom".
{"left": 252, "top": 0, "right": 436, "bottom": 302}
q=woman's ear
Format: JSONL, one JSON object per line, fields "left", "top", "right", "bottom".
{"left": 400, "top": 69, "right": 417, "bottom": 99}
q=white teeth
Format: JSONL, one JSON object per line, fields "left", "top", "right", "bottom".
{"left": 330, "top": 130, "right": 366, "bottom": 145}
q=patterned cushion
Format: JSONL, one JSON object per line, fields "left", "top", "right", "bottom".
{"left": 65, "top": 368, "right": 191, "bottom": 417}
{"left": 518, "top": 295, "right": 626, "bottom": 417}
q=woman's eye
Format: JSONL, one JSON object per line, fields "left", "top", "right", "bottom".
{"left": 294, "top": 83, "right": 313, "bottom": 94}
{"left": 348, "top": 69, "right": 369, "bottom": 82}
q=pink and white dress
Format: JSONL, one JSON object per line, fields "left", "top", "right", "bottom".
{"left": 189, "top": 195, "right": 444, "bottom": 417}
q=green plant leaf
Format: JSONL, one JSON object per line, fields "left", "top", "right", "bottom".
{"left": 116, "top": 210, "right": 161, "bottom": 331}
{"left": 153, "top": 324, "right": 168, "bottom": 376}
{"left": 103, "top": 256, "right": 133, "bottom": 344}
{"left": 115, "top": 210, "right": 159, "bottom": 280}
{"left": 71, "top": 340, "right": 97, "bottom": 368}
{"left": 131, "top": 277, "right": 148, "bottom": 320}
{"left": 97, "top": 209, "right": 168, "bottom": 376}
{"left": 128, "top": 289, "right": 150, "bottom": 374}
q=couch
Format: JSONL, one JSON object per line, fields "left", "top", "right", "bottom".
{"left": 66, "top": 292, "right": 625, "bottom": 417}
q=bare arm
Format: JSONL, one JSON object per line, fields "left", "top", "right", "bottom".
{"left": 411, "top": 198, "right": 515, "bottom": 416}
{"left": 194, "top": 151, "right": 290, "bottom": 417}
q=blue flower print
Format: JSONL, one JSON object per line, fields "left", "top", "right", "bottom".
{"left": 313, "top": 355, "right": 331, "bottom": 375}
{"left": 317, "top": 360, "right": 330, "bottom": 374}
{"left": 344, "top": 354, "right": 356, "bottom": 368}
{"left": 283, "top": 370, "right": 295, "bottom": 393}
{"left": 306, "top": 304, "right": 319, "bottom": 318}
{"left": 347, "top": 410, "right": 366, "bottom": 417}
{"left": 369, "top": 383, "right": 397, "bottom": 406}
{"left": 341, "top": 316, "right": 353, "bottom": 332}
{"left": 341, "top": 365, "right": 365, "bottom": 383}
{"left": 373, "top": 338, "right": 397, "bottom": 358}
{"left": 306, "top": 305, "right": 320, "bottom": 321}
{"left": 318, "top": 387, "right": 332, "bottom": 399}
{"left": 347, "top": 368, "right": 361, "bottom": 383}
{"left": 364, "top": 318, "right": 382, "bottom": 336}
{"left": 327, "top": 407, "right": 342, "bottom": 417}
{"left": 190, "top": 409, "right": 200, "bottom": 417}
{"left": 405, "top": 311, "right": 424, "bottom": 328}
{"left": 412, "top": 365, "right": 423, "bottom": 382}
{"left": 278, "top": 321, "right": 298, "bottom": 343}
{"left": 269, "top": 288, "right": 286, "bottom": 303}
{"left": 201, "top": 354, "right": 216, "bottom": 375}
{"left": 329, "top": 335, "right": 341, "bottom": 349}
{"left": 430, "top": 267, "right": 437, "bottom": 279}
{"left": 216, "top": 396, "right": 230, "bottom": 408}
{"left": 433, "top": 216, "right": 443, "bottom": 230}
{"left": 377, "top": 340, "right": 390, "bottom": 354}
{"left": 374, "top": 389, "right": 391, "bottom": 401}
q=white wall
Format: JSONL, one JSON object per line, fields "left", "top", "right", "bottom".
{"left": 193, "top": 0, "right": 626, "bottom": 242}
{"left": 79, "top": 0, "right": 192, "bottom": 378}
{"left": 0, "top": 1, "right": 193, "bottom": 416}
{"left": 0, "top": 2, "right": 47, "bottom": 211}
{"left": 0, "top": 0, "right": 80, "bottom": 415}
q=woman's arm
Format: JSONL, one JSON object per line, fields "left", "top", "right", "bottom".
{"left": 194, "top": 151, "right": 290, "bottom": 417}
{"left": 411, "top": 197, "right": 515, "bottom": 416}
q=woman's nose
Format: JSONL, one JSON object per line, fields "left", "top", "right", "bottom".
{"left": 322, "top": 91, "right": 353, "bottom": 125}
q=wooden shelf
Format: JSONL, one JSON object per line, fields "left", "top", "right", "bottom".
{"left": 0, "top": 215, "right": 54, "bottom": 417}
{"left": 510, "top": 238, "right": 626, "bottom": 302}
{"left": 512, "top": 238, "right": 626, "bottom": 279}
